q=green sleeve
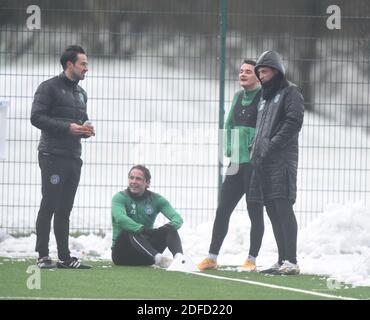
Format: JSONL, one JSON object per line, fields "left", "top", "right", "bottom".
{"left": 157, "top": 196, "right": 183, "bottom": 230}
{"left": 111, "top": 192, "right": 143, "bottom": 233}
{"left": 224, "top": 92, "right": 240, "bottom": 157}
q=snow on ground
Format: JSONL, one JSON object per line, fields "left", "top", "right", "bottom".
{"left": 0, "top": 202, "right": 369, "bottom": 287}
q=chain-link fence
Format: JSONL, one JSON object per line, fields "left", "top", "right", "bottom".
{"left": 1, "top": 0, "right": 369, "bottom": 235}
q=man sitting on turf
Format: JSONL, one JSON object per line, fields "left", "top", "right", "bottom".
{"left": 111, "top": 165, "right": 184, "bottom": 268}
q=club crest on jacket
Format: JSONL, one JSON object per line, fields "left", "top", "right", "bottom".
{"left": 145, "top": 204, "right": 154, "bottom": 215}
{"left": 50, "top": 174, "right": 60, "bottom": 185}
{"left": 130, "top": 203, "right": 136, "bottom": 215}
{"left": 274, "top": 93, "right": 281, "bottom": 103}
{"left": 259, "top": 100, "right": 266, "bottom": 111}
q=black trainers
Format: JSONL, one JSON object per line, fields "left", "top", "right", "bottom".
{"left": 57, "top": 257, "right": 92, "bottom": 269}
{"left": 259, "top": 262, "right": 281, "bottom": 274}
{"left": 37, "top": 256, "right": 57, "bottom": 269}
{"left": 270, "top": 261, "right": 300, "bottom": 275}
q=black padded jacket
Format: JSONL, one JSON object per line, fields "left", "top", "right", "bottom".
{"left": 31, "top": 72, "right": 89, "bottom": 159}
{"left": 249, "top": 51, "right": 304, "bottom": 203}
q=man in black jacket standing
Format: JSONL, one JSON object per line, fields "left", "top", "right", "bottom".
{"left": 31, "top": 45, "right": 95, "bottom": 269}
{"left": 251, "top": 50, "right": 304, "bottom": 275}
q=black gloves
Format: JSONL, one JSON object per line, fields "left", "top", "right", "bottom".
{"left": 140, "top": 223, "right": 175, "bottom": 237}
{"left": 141, "top": 227, "right": 155, "bottom": 236}
{"left": 157, "top": 223, "right": 175, "bottom": 232}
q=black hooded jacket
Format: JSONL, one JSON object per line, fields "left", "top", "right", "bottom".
{"left": 249, "top": 51, "right": 304, "bottom": 203}
{"left": 30, "top": 73, "right": 89, "bottom": 158}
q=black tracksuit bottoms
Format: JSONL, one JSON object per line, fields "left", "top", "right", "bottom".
{"left": 112, "top": 227, "right": 183, "bottom": 266}
{"left": 265, "top": 198, "right": 298, "bottom": 264}
{"left": 209, "top": 163, "right": 264, "bottom": 258}
{"left": 35, "top": 151, "right": 82, "bottom": 261}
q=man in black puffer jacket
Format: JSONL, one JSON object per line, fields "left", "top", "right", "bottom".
{"left": 31, "top": 45, "right": 95, "bottom": 269}
{"left": 250, "top": 50, "right": 304, "bottom": 275}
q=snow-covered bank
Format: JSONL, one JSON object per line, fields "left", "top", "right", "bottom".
{"left": 1, "top": 202, "right": 369, "bottom": 287}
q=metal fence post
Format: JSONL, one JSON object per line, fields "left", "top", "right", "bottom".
{"left": 218, "top": 0, "right": 228, "bottom": 200}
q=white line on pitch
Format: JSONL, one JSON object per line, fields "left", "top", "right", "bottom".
{"left": 188, "top": 272, "right": 358, "bottom": 300}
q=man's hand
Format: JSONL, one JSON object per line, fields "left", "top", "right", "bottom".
{"left": 83, "top": 123, "right": 95, "bottom": 137}
{"left": 69, "top": 123, "right": 95, "bottom": 137}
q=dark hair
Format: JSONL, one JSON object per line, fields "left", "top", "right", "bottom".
{"left": 128, "top": 165, "right": 151, "bottom": 182}
{"left": 242, "top": 59, "right": 256, "bottom": 66}
{"left": 60, "top": 45, "right": 86, "bottom": 70}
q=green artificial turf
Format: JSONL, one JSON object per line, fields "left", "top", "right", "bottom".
{"left": 1, "top": 258, "right": 369, "bottom": 300}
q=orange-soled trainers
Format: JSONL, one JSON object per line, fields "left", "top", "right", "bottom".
{"left": 197, "top": 258, "right": 217, "bottom": 271}
{"left": 240, "top": 259, "right": 256, "bottom": 272}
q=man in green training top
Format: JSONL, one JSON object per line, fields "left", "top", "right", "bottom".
{"left": 111, "top": 165, "right": 184, "bottom": 268}
{"left": 198, "top": 60, "right": 264, "bottom": 272}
